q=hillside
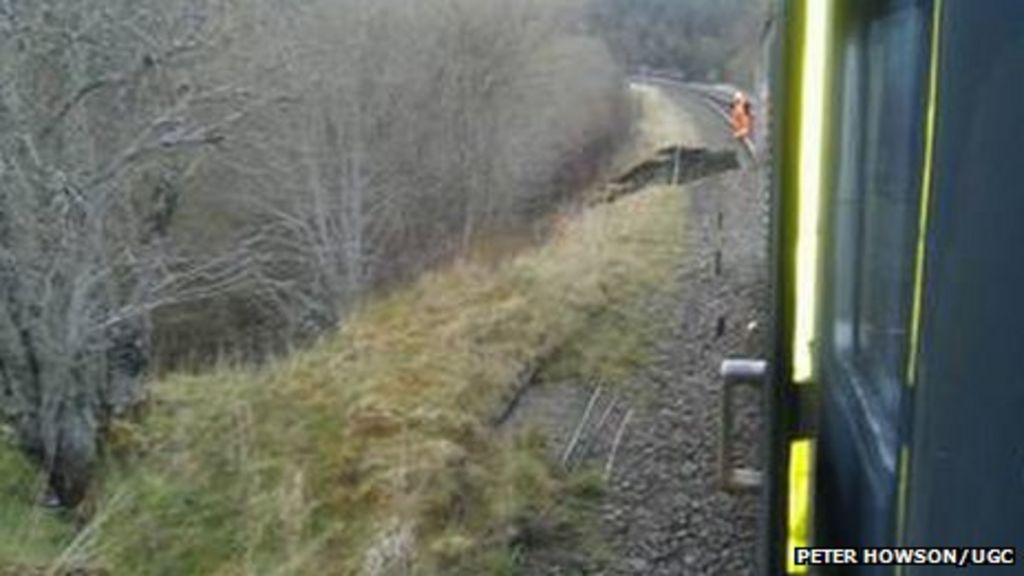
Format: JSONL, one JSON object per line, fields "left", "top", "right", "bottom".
{"left": 1, "top": 85, "right": 691, "bottom": 576}
{"left": 592, "top": 0, "right": 769, "bottom": 85}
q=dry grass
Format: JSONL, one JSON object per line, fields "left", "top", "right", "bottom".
{"left": 614, "top": 83, "right": 701, "bottom": 173}
{"left": 2, "top": 85, "right": 689, "bottom": 576}
{"left": 70, "top": 182, "right": 686, "bottom": 575}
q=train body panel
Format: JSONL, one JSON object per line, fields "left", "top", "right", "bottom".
{"left": 905, "top": 1, "right": 1024, "bottom": 567}
{"left": 758, "top": 0, "right": 1024, "bottom": 573}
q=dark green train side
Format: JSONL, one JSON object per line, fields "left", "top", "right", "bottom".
{"left": 751, "top": 1, "right": 1024, "bottom": 574}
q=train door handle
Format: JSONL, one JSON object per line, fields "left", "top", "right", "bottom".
{"left": 719, "top": 358, "right": 767, "bottom": 492}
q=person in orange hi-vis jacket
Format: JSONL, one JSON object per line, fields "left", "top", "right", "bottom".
{"left": 730, "top": 90, "right": 752, "bottom": 141}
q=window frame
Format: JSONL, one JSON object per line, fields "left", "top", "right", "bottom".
{"left": 821, "top": 0, "right": 932, "bottom": 480}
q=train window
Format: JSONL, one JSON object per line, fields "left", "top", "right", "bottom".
{"left": 830, "top": 6, "right": 928, "bottom": 423}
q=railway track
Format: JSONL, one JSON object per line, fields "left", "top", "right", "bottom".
{"left": 509, "top": 81, "right": 768, "bottom": 575}
{"left": 591, "top": 82, "right": 767, "bottom": 576}
{"left": 630, "top": 70, "right": 758, "bottom": 160}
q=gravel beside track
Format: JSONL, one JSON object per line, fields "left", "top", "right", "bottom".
{"left": 595, "top": 166, "right": 767, "bottom": 576}
{"left": 517, "top": 84, "right": 770, "bottom": 576}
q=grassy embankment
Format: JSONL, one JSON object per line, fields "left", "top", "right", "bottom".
{"left": 0, "top": 85, "right": 689, "bottom": 575}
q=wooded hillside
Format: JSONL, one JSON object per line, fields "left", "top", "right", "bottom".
{"left": 591, "top": 0, "right": 768, "bottom": 85}
{"left": 0, "top": 0, "right": 626, "bottom": 507}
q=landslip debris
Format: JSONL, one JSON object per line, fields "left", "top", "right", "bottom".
{"left": 598, "top": 145, "right": 739, "bottom": 204}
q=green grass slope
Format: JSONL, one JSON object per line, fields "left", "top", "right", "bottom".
{"left": 2, "top": 87, "right": 689, "bottom": 576}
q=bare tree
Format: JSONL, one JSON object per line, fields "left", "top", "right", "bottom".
{"left": 186, "top": 0, "right": 626, "bottom": 346}
{"left": 1, "top": 0, "right": 627, "bottom": 505}
{"left": 0, "top": 0, "right": 265, "bottom": 505}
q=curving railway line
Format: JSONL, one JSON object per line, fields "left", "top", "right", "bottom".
{"left": 517, "top": 82, "right": 769, "bottom": 575}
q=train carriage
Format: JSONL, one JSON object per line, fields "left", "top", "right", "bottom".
{"left": 726, "top": 1, "right": 1024, "bottom": 573}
